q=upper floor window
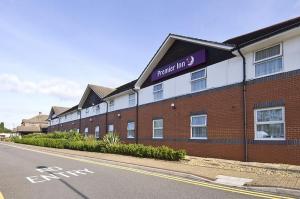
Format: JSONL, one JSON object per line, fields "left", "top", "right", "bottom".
{"left": 153, "top": 119, "right": 163, "bottom": 139}
{"left": 95, "top": 126, "right": 100, "bottom": 139}
{"left": 191, "top": 68, "right": 207, "bottom": 92}
{"left": 128, "top": 93, "right": 136, "bottom": 107}
{"left": 153, "top": 83, "right": 163, "bottom": 101}
{"left": 254, "top": 44, "right": 283, "bottom": 77}
{"left": 109, "top": 100, "right": 114, "bottom": 111}
{"left": 190, "top": 115, "right": 207, "bottom": 139}
{"left": 127, "top": 122, "right": 135, "bottom": 138}
{"left": 255, "top": 107, "right": 285, "bottom": 140}
{"left": 85, "top": 108, "right": 89, "bottom": 114}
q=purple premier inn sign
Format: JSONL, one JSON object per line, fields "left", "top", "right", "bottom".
{"left": 151, "top": 49, "right": 206, "bottom": 81}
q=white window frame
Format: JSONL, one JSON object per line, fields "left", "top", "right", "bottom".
{"left": 152, "top": 119, "right": 163, "bottom": 139}
{"left": 95, "top": 126, "right": 100, "bottom": 139}
{"left": 84, "top": 127, "right": 88, "bottom": 137}
{"left": 254, "top": 43, "right": 283, "bottom": 78}
{"left": 190, "top": 115, "right": 208, "bottom": 139}
{"left": 190, "top": 68, "right": 207, "bottom": 93}
{"left": 109, "top": 100, "right": 114, "bottom": 111}
{"left": 153, "top": 83, "right": 163, "bottom": 101}
{"left": 254, "top": 43, "right": 282, "bottom": 64}
{"left": 127, "top": 122, "right": 135, "bottom": 138}
{"left": 128, "top": 93, "right": 136, "bottom": 107}
{"left": 254, "top": 106, "right": 285, "bottom": 141}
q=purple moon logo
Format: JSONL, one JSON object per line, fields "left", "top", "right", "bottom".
{"left": 186, "top": 56, "right": 195, "bottom": 66}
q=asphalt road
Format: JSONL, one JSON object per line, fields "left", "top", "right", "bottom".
{"left": 0, "top": 143, "right": 292, "bottom": 199}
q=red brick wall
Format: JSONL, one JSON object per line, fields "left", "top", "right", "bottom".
{"left": 246, "top": 72, "right": 300, "bottom": 165}
{"left": 47, "top": 71, "right": 300, "bottom": 164}
{"left": 138, "top": 84, "right": 245, "bottom": 161}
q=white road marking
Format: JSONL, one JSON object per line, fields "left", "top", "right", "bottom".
{"left": 26, "top": 168, "right": 94, "bottom": 184}
{"left": 215, "top": 175, "right": 253, "bottom": 187}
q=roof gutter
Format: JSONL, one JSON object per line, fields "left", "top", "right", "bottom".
{"left": 237, "top": 47, "right": 248, "bottom": 162}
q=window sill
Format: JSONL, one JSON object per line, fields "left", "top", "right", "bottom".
{"left": 254, "top": 138, "right": 285, "bottom": 141}
{"left": 152, "top": 137, "right": 163, "bottom": 139}
{"left": 191, "top": 88, "right": 208, "bottom": 94}
{"left": 254, "top": 70, "right": 283, "bottom": 79}
{"left": 190, "top": 137, "right": 208, "bottom": 140}
{"left": 127, "top": 137, "right": 135, "bottom": 139}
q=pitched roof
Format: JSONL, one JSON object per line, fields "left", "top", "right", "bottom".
{"left": 224, "top": 16, "right": 300, "bottom": 48}
{"left": 57, "top": 105, "right": 79, "bottom": 116}
{"left": 52, "top": 106, "right": 70, "bottom": 115}
{"left": 78, "top": 84, "right": 114, "bottom": 109}
{"left": 89, "top": 84, "right": 114, "bottom": 97}
{"left": 22, "top": 114, "right": 48, "bottom": 124}
{"left": 16, "top": 125, "right": 41, "bottom": 133}
{"left": 104, "top": 80, "right": 137, "bottom": 98}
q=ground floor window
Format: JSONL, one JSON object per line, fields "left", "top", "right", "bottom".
{"left": 255, "top": 107, "right": 285, "bottom": 140}
{"left": 190, "top": 115, "right": 207, "bottom": 139}
{"left": 95, "top": 126, "right": 100, "bottom": 139}
{"left": 127, "top": 122, "right": 135, "bottom": 138}
{"left": 153, "top": 119, "right": 163, "bottom": 139}
{"left": 108, "top": 124, "right": 114, "bottom": 133}
{"left": 84, "top": 127, "right": 88, "bottom": 137}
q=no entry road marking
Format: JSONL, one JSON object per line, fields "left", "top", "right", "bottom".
{"left": 0, "top": 142, "right": 295, "bottom": 199}
{"left": 26, "top": 166, "right": 94, "bottom": 184}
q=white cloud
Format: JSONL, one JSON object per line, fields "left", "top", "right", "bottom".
{"left": 0, "top": 73, "right": 83, "bottom": 100}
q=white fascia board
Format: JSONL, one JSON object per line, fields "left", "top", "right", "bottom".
{"left": 135, "top": 37, "right": 175, "bottom": 88}
{"left": 232, "top": 26, "right": 300, "bottom": 55}
{"left": 78, "top": 86, "right": 91, "bottom": 109}
{"left": 170, "top": 35, "right": 234, "bottom": 51}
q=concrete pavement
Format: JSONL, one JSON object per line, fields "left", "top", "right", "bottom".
{"left": 0, "top": 143, "right": 294, "bottom": 199}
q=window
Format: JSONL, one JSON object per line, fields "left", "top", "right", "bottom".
{"left": 77, "top": 128, "right": 80, "bottom": 133}
{"left": 95, "top": 126, "right": 100, "bottom": 139}
{"left": 190, "top": 115, "right": 207, "bottom": 139}
{"left": 254, "top": 44, "right": 283, "bottom": 77}
{"left": 191, "top": 69, "right": 207, "bottom": 92}
{"left": 109, "top": 100, "right": 114, "bottom": 111}
{"left": 128, "top": 93, "right": 136, "bottom": 107}
{"left": 153, "top": 83, "right": 163, "bottom": 101}
{"left": 127, "top": 122, "right": 135, "bottom": 138}
{"left": 153, "top": 119, "right": 163, "bottom": 139}
{"left": 255, "top": 107, "right": 285, "bottom": 140}
{"left": 85, "top": 108, "right": 89, "bottom": 114}
{"left": 84, "top": 127, "right": 88, "bottom": 137}
{"left": 108, "top": 124, "right": 114, "bottom": 133}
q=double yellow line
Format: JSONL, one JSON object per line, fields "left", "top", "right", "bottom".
{"left": 0, "top": 192, "right": 4, "bottom": 199}
{"left": 0, "top": 143, "right": 295, "bottom": 199}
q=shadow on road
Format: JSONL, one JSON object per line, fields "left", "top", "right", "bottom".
{"left": 36, "top": 166, "right": 89, "bottom": 199}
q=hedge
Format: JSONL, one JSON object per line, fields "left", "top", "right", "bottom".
{"left": 12, "top": 137, "right": 186, "bottom": 161}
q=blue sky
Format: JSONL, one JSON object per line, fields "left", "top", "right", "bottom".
{"left": 0, "top": 0, "right": 299, "bottom": 129}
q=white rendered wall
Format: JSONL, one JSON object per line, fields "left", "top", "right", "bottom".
{"left": 245, "top": 35, "right": 300, "bottom": 80}
{"left": 139, "top": 57, "right": 243, "bottom": 105}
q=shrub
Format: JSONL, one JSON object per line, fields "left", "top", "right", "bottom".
{"left": 102, "top": 133, "right": 120, "bottom": 145}
{"left": 12, "top": 136, "right": 186, "bottom": 161}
